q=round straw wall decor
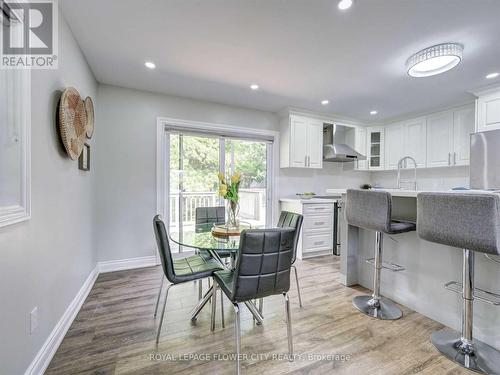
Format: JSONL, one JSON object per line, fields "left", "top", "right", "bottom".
{"left": 84, "top": 96, "right": 94, "bottom": 139}
{"left": 58, "top": 87, "right": 87, "bottom": 160}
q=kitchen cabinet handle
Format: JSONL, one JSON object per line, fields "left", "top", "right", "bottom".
{"left": 307, "top": 155, "right": 310, "bottom": 167}
{"left": 453, "top": 152, "right": 457, "bottom": 165}
{"left": 313, "top": 207, "right": 326, "bottom": 210}
{"left": 448, "top": 153, "right": 451, "bottom": 166}
{"left": 314, "top": 221, "right": 325, "bottom": 226}
{"left": 314, "top": 241, "right": 325, "bottom": 246}
{"left": 304, "top": 155, "right": 307, "bottom": 167}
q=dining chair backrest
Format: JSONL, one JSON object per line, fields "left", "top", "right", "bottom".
{"left": 277, "top": 211, "right": 303, "bottom": 264}
{"left": 231, "top": 228, "right": 296, "bottom": 302}
{"left": 195, "top": 206, "right": 225, "bottom": 226}
{"left": 153, "top": 215, "right": 177, "bottom": 284}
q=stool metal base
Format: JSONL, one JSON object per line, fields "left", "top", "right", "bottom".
{"left": 431, "top": 329, "right": 500, "bottom": 374}
{"left": 353, "top": 295, "right": 402, "bottom": 320}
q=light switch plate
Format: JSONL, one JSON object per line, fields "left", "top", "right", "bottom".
{"left": 30, "top": 307, "right": 38, "bottom": 334}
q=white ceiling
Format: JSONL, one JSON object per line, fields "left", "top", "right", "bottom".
{"left": 60, "top": 0, "right": 500, "bottom": 122}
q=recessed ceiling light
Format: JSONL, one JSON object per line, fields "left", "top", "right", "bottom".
{"left": 486, "top": 72, "right": 499, "bottom": 79}
{"left": 321, "top": 100, "right": 329, "bottom": 105}
{"left": 250, "top": 84, "right": 259, "bottom": 90}
{"left": 406, "top": 43, "right": 463, "bottom": 78}
{"left": 144, "top": 61, "right": 156, "bottom": 69}
{"left": 338, "top": 0, "right": 353, "bottom": 10}
{"left": 370, "top": 110, "right": 378, "bottom": 115}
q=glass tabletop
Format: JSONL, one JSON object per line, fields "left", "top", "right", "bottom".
{"left": 169, "top": 223, "right": 250, "bottom": 253}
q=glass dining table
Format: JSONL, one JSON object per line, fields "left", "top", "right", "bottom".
{"left": 169, "top": 223, "right": 264, "bottom": 324}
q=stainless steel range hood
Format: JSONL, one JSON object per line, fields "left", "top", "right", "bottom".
{"left": 323, "top": 123, "right": 366, "bottom": 162}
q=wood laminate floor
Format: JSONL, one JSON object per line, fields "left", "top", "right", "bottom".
{"left": 46, "top": 256, "right": 470, "bottom": 374}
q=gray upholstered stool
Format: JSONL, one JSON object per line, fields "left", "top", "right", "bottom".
{"left": 346, "top": 189, "right": 416, "bottom": 320}
{"left": 418, "top": 192, "right": 500, "bottom": 374}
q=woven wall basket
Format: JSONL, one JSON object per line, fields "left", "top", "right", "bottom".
{"left": 59, "top": 87, "right": 87, "bottom": 160}
{"left": 84, "top": 96, "right": 94, "bottom": 139}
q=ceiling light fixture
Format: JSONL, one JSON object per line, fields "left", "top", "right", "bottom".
{"left": 338, "top": 0, "right": 353, "bottom": 10}
{"left": 486, "top": 72, "right": 499, "bottom": 79}
{"left": 321, "top": 100, "right": 329, "bottom": 105}
{"left": 250, "top": 84, "right": 259, "bottom": 90}
{"left": 370, "top": 110, "right": 378, "bottom": 115}
{"left": 406, "top": 43, "right": 463, "bottom": 78}
{"left": 144, "top": 61, "right": 156, "bottom": 69}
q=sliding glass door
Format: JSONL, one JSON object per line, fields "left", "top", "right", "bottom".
{"left": 167, "top": 131, "right": 272, "bottom": 253}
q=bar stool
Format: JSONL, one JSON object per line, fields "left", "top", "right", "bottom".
{"left": 417, "top": 192, "right": 500, "bottom": 374}
{"left": 345, "top": 189, "right": 416, "bottom": 320}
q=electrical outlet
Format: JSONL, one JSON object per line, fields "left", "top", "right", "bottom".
{"left": 30, "top": 307, "right": 38, "bottom": 334}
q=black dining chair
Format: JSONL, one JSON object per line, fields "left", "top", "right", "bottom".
{"left": 277, "top": 211, "right": 304, "bottom": 307}
{"left": 152, "top": 215, "right": 224, "bottom": 343}
{"left": 195, "top": 206, "right": 225, "bottom": 227}
{"left": 212, "top": 228, "right": 297, "bottom": 374}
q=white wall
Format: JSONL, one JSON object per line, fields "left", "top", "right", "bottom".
{"left": 94, "top": 84, "right": 370, "bottom": 262}
{"left": 0, "top": 13, "right": 97, "bottom": 375}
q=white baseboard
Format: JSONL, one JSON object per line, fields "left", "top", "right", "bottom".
{"left": 98, "top": 255, "right": 158, "bottom": 273}
{"left": 24, "top": 255, "right": 159, "bottom": 375}
{"left": 24, "top": 266, "right": 99, "bottom": 375}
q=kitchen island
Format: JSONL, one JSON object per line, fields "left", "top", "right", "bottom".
{"left": 337, "top": 189, "right": 500, "bottom": 351}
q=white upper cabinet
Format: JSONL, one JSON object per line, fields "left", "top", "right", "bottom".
{"left": 307, "top": 119, "right": 324, "bottom": 168}
{"left": 289, "top": 116, "right": 308, "bottom": 167}
{"left": 355, "top": 127, "right": 368, "bottom": 170}
{"left": 367, "top": 127, "right": 385, "bottom": 170}
{"left": 384, "top": 123, "right": 404, "bottom": 170}
{"left": 280, "top": 115, "right": 323, "bottom": 169}
{"left": 453, "top": 106, "right": 475, "bottom": 166}
{"left": 404, "top": 118, "right": 427, "bottom": 168}
{"left": 426, "top": 111, "right": 454, "bottom": 167}
{"left": 476, "top": 87, "right": 500, "bottom": 132}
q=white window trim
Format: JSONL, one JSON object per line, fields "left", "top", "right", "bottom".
{"left": 156, "top": 117, "right": 279, "bottom": 239}
{"left": 0, "top": 69, "right": 31, "bottom": 228}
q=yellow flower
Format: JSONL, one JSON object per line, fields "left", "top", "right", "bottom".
{"left": 219, "top": 184, "right": 227, "bottom": 197}
{"left": 231, "top": 172, "right": 241, "bottom": 184}
{"left": 217, "top": 172, "right": 225, "bottom": 182}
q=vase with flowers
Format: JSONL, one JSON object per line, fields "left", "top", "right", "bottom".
{"left": 218, "top": 171, "right": 241, "bottom": 228}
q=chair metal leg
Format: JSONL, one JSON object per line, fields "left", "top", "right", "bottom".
{"left": 258, "top": 298, "right": 263, "bottom": 316}
{"left": 211, "top": 278, "right": 217, "bottom": 332}
{"left": 292, "top": 265, "right": 303, "bottom": 308}
{"left": 353, "top": 231, "right": 402, "bottom": 320}
{"left": 431, "top": 249, "right": 500, "bottom": 373}
{"left": 284, "top": 293, "right": 294, "bottom": 361}
{"left": 191, "top": 286, "right": 214, "bottom": 321}
{"left": 153, "top": 274, "right": 164, "bottom": 318}
{"left": 220, "top": 289, "right": 225, "bottom": 328}
{"left": 198, "top": 278, "right": 203, "bottom": 300}
{"left": 156, "top": 283, "right": 173, "bottom": 344}
{"left": 233, "top": 303, "right": 241, "bottom": 375}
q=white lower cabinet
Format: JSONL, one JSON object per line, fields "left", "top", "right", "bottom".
{"left": 279, "top": 200, "right": 335, "bottom": 260}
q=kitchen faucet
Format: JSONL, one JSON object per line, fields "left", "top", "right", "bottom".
{"left": 397, "top": 156, "right": 417, "bottom": 190}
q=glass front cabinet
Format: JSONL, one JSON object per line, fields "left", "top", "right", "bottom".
{"left": 367, "top": 127, "right": 385, "bottom": 170}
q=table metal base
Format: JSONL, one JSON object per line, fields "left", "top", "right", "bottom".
{"left": 190, "top": 285, "right": 264, "bottom": 325}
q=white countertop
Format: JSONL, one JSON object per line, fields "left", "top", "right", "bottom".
{"left": 326, "top": 188, "right": 500, "bottom": 198}
{"left": 279, "top": 197, "right": 338, "bottom": 204}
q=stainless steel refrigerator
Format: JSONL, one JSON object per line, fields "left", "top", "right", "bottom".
{"left": 470, "top": 129, "right": 500, "bottom": 190}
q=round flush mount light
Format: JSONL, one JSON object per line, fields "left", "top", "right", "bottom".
{"left": 250, "top": 84, "right": 259, "bottom": 90}
{"left": 321, "top": 99, "right": 329, "bottom": 105}
{"left": 486, "top": 72, "right": 499, "bottom": 79}
{"left": 370, "top": 110, "right": 378, "bottom": 115}
{"left": 406, "top": 43, "right": 463, "bottom": 78}
{"left": 338, "top": 0, "right": 353, "bottom": 10}
{"left": 144, "top": 61, "right": 156, "bottom": 69}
